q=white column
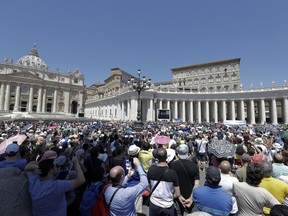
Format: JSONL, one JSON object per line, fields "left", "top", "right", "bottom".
{"left": 221, "top": 101, "right": 227, "bottom": 122}
{"left": 64, "top": 91, "right": 70, "bottom": 113}
{"left": 37, "top": 87, "right": 42, "bottom": 112}
{"left": 283, "top": 98, "right": 288, "bottom": 124}
{"left": 239, "top": 100, "right": 245, "bottom": 120}
{"left": 230, "top": 100, "right": 236, "bottom": 120}
{"left": 28, "top": 86, "right": 34, "bottom": 112}
{"left": 42, "top": 88, "right": 47, "bottom": 112}
{"left": 53, "top": 88, "right": 58, "bottom": 113}
{"left": 167, "top": 100, "right": 170, "bottom": 110}
{"left": 205, "top": 101, "right": 209, "bottom": 122}
{"left": 259, "top": 99, "right": 266, "bottom": 124}
{"left": 270, "top": 98, "right": 277, "bottom": 124}
{"left": 4, "top": 83, "right": 10, "bottom": 111}
{"left": 121, "top": 101, "right": 125, "bottom": 120}
{"left": 174, "top": 101, "right": 178, "bottom": 119}
{"left": 147, "top": 99, "right": 153, "bottom": 121}
{"left": 79, "top": 91, "right": 84, "bottom": 112}
{"left": 182, "top": 101, "right": 186, "bottom": 122}
{"left": 131, "top": 99, "right": 137, "bottom": 121}
{"left": 116, "top": 102, "right": 120, "bottom": 120}
{"left": 213, "top": 101, "right": 218, "bottom": 123}
{"left": 127, "top": 99, "right": 131, "bottom": 121}
{"left": 159, "top": 100, "right": 163, "bottom": 109}
{"left": 0, "top": 83, "right": 5, "bottom": 110}
{"left": 197, "top": 101, "right": 201, "bottom": 123}
{"left": 13, "top": 85, "right": 20, "bottom": 111}
{"left": 249, "top": 100, "right": 256, "bottom": 124}
{"left": 189, "top": 101, "right": 194, "bottom": 122}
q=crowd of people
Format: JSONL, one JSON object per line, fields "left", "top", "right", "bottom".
{"left": 0, "top": 120, "right": 288, "bottom": 216}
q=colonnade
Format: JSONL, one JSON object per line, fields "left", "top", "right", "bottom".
{"left": 86, "top": 96, "right": 288, "bottom": 125}
{"left": 0, "top": 82, "right": 63, "bottom": 113}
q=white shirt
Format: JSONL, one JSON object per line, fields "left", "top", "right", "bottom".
{"left": 220, "top": 173, "right": 239, "bottom": 196}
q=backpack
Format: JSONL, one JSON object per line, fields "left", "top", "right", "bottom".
{"left": 91, "top": 184, "right": 111, "bottom": 216}
{"left": 79, "top": 181, "right": 104, "bottom": 216}
{"left": 0, "top": 167, "right": 32, "bottom": 216}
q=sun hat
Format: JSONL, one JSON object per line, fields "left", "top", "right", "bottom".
{"left": 38, "top": 150, "right": 58, "bottom": 163}
{"left": 128, "top": 144, "right": 141, "bottom": 156}
{"left": 255, "top": 137, "right": 263, "bottom": 144}
{"left": 166, "top": 149, "right": 176, "bottom": 163}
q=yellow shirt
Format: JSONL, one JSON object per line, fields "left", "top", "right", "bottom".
{"left": 138, "top": 149, "right": 154, "bottom": 172}
{"left": 259, "top": 176, "right": 288, "bottom": 214}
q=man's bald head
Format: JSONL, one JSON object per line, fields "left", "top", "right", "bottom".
{"left": 109, "top": 166, "right": 125, "bottom": 185}
{"left": 220, "top": 160, "right": 231, "bottom": 174}
{"left": 273, "top": 153, "right": 283, "bottom": 163}
{"left": 157, "top": 147, "right": 167, "bottom": 163}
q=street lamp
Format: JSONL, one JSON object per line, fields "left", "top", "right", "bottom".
{"left": 127, "top": 69, "right": 152, "bottom": 130}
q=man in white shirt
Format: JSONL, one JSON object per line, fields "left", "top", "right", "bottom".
{"left": 219, "top": 160, "right": 239, "bottom": 214}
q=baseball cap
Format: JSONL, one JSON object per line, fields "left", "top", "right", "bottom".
{"left": 251, "top": 153, "right": 264, "bottom": 164}
{"left": 206, "top": 166, "right": 221, "bottom": 181}
{"left": 177, "top": 144, "right": 189, "bottom": 159}
{"left": 5, "top": 143, "right": 20, "bottom": 156}
{"left": 241, "top": 153, "right": 251, "bottom": 162}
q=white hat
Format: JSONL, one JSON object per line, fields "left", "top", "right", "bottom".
{"left": 166, "top": 149, "right": 176, "bottom": 163}
{"left": 255, "top": 137, "right": 263, "bottom": 144}
{"left": 128, "top": 144, "right": 141, "bottom": 156}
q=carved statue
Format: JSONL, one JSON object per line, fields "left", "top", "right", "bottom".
{"left": 260, "top": 81, "right": 263, "bottom": 88}
{"left": 284, "top": 80, "right": 287, "bottom": 86}
{"left": 4, "top": 58, "right": 8, "bottom": 64}
{"left": 272, "top": 80, "right": 275, "bottom": 87}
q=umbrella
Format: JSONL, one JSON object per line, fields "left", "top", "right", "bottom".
{"left": 48, "top": 125, "right": 57, "bottom": 130}
{"left": 207, "top": 140, "right": 236, "bottom": 158}
{"left": 21, "top": 124, "right": 33, "bottom": 132}
{"left": 0, "top": 134, "right": 27, "bottom": 154}
{"left": 154, "top": 135, "right": 171, "bottom": 145}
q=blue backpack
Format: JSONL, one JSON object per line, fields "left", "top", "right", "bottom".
{"left": 80, "top": 181, "right": 104, "bottom": 216}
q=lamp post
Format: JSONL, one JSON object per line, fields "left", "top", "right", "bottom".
{"left": 127, "top": 69, "right": 152, "bottom": 130}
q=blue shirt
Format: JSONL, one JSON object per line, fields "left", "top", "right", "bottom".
{"left": 105, "top": 165, "right": 148, "bottom": 216}
{"left": 193, "top": 183, "right": 232, "bottom": 216}
{"left": 28, "top": 172, "right": 73, "bottom": 216}
{"left": 272, "top": 163, "right": 288, "bottom": 178}
{"left": 0, "top": 158, "right": 27, "bottom": 170}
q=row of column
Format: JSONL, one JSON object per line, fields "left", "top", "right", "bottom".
{"left": 153, "top": 98, "right": 288, "bottom": 124}
{"left": 86, "top": 97, "right": 288, "bottom": 125}
{"left": 0, "top": 82, "right": 59, "bottom": 113}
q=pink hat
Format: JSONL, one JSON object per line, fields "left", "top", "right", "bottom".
{"left": 38, "top": 150, "right": 58, "bottom": 163}
{"left": 251, "top": 153, "right": 264, "bottom": 164}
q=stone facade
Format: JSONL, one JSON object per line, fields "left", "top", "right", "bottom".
{"left": 0, "top": 46, "right": 85, "bottom": 117}
{"left": 85, "top": 58, "right": 288, "bottom": 124}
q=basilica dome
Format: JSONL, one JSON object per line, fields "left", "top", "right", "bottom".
{"left": 16, "top": 45, "right": 48, "bottom": 71}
